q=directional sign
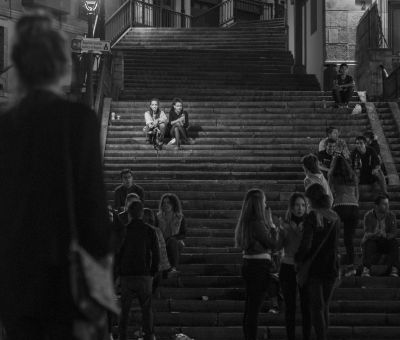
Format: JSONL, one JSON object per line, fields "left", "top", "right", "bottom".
{"left": 71, "top": 38, "right": 111, "bottom": 54}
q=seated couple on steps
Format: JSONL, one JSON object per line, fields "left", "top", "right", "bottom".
{"left": 143, "top": 97, "right": 194, "bottom": 150}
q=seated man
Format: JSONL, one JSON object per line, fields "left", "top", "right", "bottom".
{"left": 361, "top": 194, "right": 399, "bottom": 277}
{"left": 318, "top": 126, "right": 350, "bottom": 159}
{"left": 332, "top": 63, "right": 355, "bottom": 108}
{"left": 351, "top": 136, "right": 387, "bottom": 195}
{"left": 114, "top": 169, "right": 145, "bottom": 211}
{"left": 318, "top": 138, "right": 336, "bottom": 176}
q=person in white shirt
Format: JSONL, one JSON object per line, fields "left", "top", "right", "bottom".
{"left": 143, "top": 98, "right": 168, "bottom": 149}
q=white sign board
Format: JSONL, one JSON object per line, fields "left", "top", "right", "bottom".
{"left": 81, "top": 38, "right": 111, "bottom": 53}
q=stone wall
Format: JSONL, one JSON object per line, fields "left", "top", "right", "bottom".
{"left": 325, "top": 0, "right": 365, "bottom": 62}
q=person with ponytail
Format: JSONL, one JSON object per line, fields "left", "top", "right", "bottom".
{"left": 278, "top": 193, "right": 311, "bottom": 340}
{"left": 295, "top": 184, "right": 340, "bottom": 340}
{"left": 234, "top": 189, "right": 279, "bottom": 340}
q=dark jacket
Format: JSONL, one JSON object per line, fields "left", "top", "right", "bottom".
{"left": 0, "top": 90, "right": 111, "bottom": 318}
{"left": 295, "top": 209, "right": 340, "bottom": 280}
{"left": 169, "top": 110, "right": 189, "bottom": 129}
{"left": 243, "top": 220, "right": 279, "bottom": 256}
{"left": 117, "top": 219, "right": 160, "bottom": 277}
{"left": 114, "top": 183, "right": 145, "bottom": 211}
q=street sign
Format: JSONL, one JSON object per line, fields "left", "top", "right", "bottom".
{"left": 71, "top": 38, "right": 111, "bottom": 54}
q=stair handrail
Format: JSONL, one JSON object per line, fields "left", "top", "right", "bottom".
{"left": 105, "top": 0, "right": 133, "bottom": 45}
{"left": 94, "top": 54, "right": 113, "bottom": 117}
{"left": 191, "top": 2, "right": 225, "bottom": 27}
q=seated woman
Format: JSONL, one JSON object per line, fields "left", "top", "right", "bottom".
{"left": 143, "top": 98, "right": 168, "bottom": 150}
{"left": 168, "top": 98, "right": 193, "bottom": 149}
{"left": 155, "top": 193, "right": 186, "bottom": 273}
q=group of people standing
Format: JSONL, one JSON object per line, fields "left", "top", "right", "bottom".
{"left": 111, "top": 169, "right": 187, "bottom": 340}
{"left": 236, "top": 185, "right": 340, "bottom": 340}
{"left": 143, "top": 98, "right": 193, "bottom": 150}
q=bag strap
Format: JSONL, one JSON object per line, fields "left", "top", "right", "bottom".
{"left": 306, "top": 212, "right": 336, "bottom": 265}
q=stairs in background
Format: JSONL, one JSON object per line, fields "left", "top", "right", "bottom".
{"left": 107, "top": 19, "right": 400, "bottom": 340}
{"left": 113, "top": 20, "right": 320, "bottom": 100}
{"left": 104, "top": 94, "right": 400, "bottom": 340}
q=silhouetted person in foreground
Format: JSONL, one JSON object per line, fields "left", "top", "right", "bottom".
{"left": 0, "top": 12, "right": 111, "bottom": 340}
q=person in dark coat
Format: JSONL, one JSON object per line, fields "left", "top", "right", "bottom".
{"left": 168, "top": 98, "right": 193, "bottom": 149}
{"left": 0, "top": 12, "right": 111, "bottom": 340}
{"left": 114, "top": 169, "right": 145, "bottom": 211}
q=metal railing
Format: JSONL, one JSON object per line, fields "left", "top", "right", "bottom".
{"left": 106, "top": 0, "right": 191, "bottom": 44}
{"left": 106, "top": 0, "right": 280, "bottom": 43}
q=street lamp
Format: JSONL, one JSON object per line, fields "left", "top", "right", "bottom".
{"left": 84, "top": 0, "right": 99, "bottom": 14}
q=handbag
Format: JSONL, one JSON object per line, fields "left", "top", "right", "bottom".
{"left": 296, "top": 214, "right": 335, "bottom": 287}
{"left": 63, "top": 118, "right": 120, "bottom": 325}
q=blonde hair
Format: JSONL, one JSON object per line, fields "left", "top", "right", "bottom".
{"left": 235, "top": 188, "right": 268, "bottom": 249}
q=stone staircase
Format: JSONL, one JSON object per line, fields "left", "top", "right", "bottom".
{"left": 106, "top": 19, "right": 400, "bottom": 340}
{"left": 114, "top": 20, "right": 320, "bottom": 100}
{"left": 104, "top": 97, "right": 400, "bottom": 340}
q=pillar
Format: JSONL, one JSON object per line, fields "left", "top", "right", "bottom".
{"left": 293, "top": 0, "right": 306, "bottom": 74}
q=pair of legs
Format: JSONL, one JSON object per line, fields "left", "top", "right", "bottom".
{"left": 363, "top": 237, "right": 399, "bottom": 272}
{"left": 332, "top": 87, "right": 353, "bottom": 105}
{"left": 306, "top": 277, "right": 335, "bottom": 340}
{"left": 165, "top": 237, "right": 184, "bottom": 268}
{"left": 279, "top": 263, "right": 311, "bottom": 340}
{"left": 119, "top": 276, "right": 154, "bottom": 340}
{"left": 170, "top": 123, "right": 187, "bottom": 147}
{"left": 242, "top": 259, "right": 271, "bottom": 340}
{"left": 144, "top": 123, "right": 166, "bottom": 145}
{"left": 333, "top": 205, "right": 359, "bottom": 267}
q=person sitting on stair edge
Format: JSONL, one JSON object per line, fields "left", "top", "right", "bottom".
{"left": 168, "top": 98, "right": 193, "bottom": 149}
{"left": 350, "top": 135, "right": 388, "bottom": 195}
{"left": 318, "top": 126, "right": 350, "bottom": 160}
{"left": 114, "top": 169, "right": 145, "bottom": 212}
{"left": 361, "top": 194, "right": 399, "bottom": 277}
{"left": 301, "top": 153, "right": 333, "bottom": 208}
{"left": 144, "top": 98, "right": 168, "bottom": 150}
{"left": 155, "top": 193, "right": 186, "bottom": 274}
{"left": 332, "top": 63, "right": 355, "bottom": 108}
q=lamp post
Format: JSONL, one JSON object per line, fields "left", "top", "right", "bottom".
{"left": 84, "top": 0, "right": 99, "bottom": 108}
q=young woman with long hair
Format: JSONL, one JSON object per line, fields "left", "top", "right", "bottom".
{"left": 278, "top": 193, "right": 311, "bottom": 340}
{"left": 234, "top": 189, "right": 279, "bottom": 340}
{"left": 155, "top": 193, "right": 186, "bottom": 273}
{"left": 143, "top": 98, "right": 168, "bottom": 150}
{"left": 168, "top": 98, "right": 193, "bottom": 149}
{"left": 295, "top": 184, "right": 340, "bottom": 340}
{"left": 328, "top": 155, "right": 359, "bottom": 276}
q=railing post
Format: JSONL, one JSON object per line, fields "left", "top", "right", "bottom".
{"left": 129, "top": 0, "right": 133, "bottom": 27}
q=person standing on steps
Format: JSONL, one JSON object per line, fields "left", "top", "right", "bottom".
{"left": 328, "top": 155, "right": 359, "bottom": 277}
{"left": 168, "top": 98, "right": 193, "bottom": 150}
{"left": 155, "top": 193, "right": 186, "bottom": 275}
{"left": 295, "top": 184, "right": 340, "bottom": 340}
{"left": 361, "top": 194, "right": 399, "bottom": 277}
{"left": 0, "top": 12, "right": 111, "bottom": 340}
{"left": 114, "top": 169, "right": 145, "bottom": 211}
{"left": 278, "top": 193, "right": 311, "bottom": 340}
{"left": 143, "top": 98, "right": 168, "bottom": 150}
{"left": 301, "top": 153, "right": 333, "bottom": 207}
{"left": 318, "top": 138, "right": 336, "bottom": 177}
{"left": 116, "top": 199, "right": 160, "bottom": 340}
{"left": 234, "top": 189, "right": 280, "bottom": 340}
{"left": 332, "top": 63, "right": 355, "bottom": 108}
{"left": 350, "top": 135, "right": 388, "bottom": 196}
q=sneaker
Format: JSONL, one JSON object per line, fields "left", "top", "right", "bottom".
{"left": 390, "top": 267, "right": 399, "bottom": 277}
{"left": 268, "top": 305, "right": 279, "bottom": 314}
{"left": 168, "top": 138, "right": 176, "bottom": 145}
{"left": 344, "top": 265, "right": 357, "bottom": 277}
{"left": 361, "top": 267, "right": 370, "bottom": 277}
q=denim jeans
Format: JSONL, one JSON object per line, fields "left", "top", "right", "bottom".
{"left": 306, "top": 277, "right": 335, "bottom": 340}
{"left": 279, "top": 263, "right": 311, "bottom": 340}
{"left": 241, "top": 259, "right": 271, "bottom": 340}
{"left": 119, "top": 276, "right": 154, "bottom": 340}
